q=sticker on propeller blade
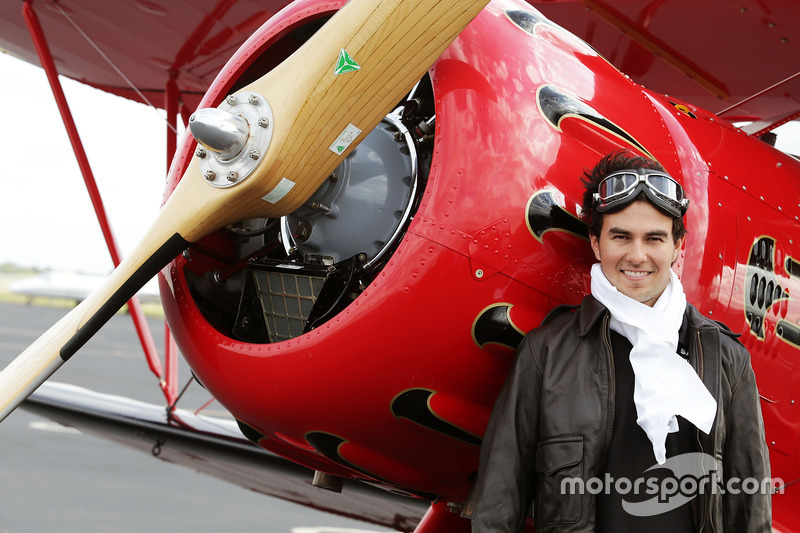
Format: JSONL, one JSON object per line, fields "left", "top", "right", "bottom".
{"left": 262, "top": 177, "right": 296, "bottom": 204}
{"left": 334, "top": 48, "right": 361, "bottom": 75}
{"left": 329, "top": 123, "right": 362, "bottom": 155}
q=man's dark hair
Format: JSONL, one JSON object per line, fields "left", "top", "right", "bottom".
{"left": 581, "top": 150, "right": 687, "bottom": 242}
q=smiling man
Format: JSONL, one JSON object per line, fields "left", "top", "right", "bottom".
{"left": 471, "top": 151, "right": 772, "bottom": 532}
{"left": 590, "top": 200, "right": 681, "bottom": 306}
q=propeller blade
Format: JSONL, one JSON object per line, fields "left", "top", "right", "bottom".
{"left": 0, "top": 0, "right": 489, "bottom": 422}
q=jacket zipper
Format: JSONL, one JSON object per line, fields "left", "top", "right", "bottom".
{"left": 601, "top": 315, "right": 615, "bottom": 464}
{"left": 694, "top": 330, "right": 711, "bottom": 533}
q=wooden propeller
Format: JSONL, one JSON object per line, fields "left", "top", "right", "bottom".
{"left": 0, "top": 0, "right": 490, "bottom": 421}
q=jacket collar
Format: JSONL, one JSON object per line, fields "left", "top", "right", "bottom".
{"left": 684, "top": 302, "right": 742, "bottom": 339}
{"left": 577, "top": 292, "right": 737, "bottom": 338}
{"left": 577, "top": 295, "right": 609, "bottom": 336}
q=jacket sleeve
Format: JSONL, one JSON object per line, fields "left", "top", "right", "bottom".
{"left": 722, "top": 346, "right": 772, "bottom": 532}
{"left": 471, "top": 333, "right": 542, "bottom": 533}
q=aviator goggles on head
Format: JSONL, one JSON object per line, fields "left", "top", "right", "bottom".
{"left": 593, "top": 168, "right": 690, "bottom": 217}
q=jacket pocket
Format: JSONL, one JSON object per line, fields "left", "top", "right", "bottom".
{"left": 533, "top": 436, "right": 584, "bottom": 526}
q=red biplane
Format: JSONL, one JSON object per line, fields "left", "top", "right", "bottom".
{"left": 1, "top": 0, "right": 799, "bottom": 531}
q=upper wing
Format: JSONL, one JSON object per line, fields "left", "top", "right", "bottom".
{"left": 0, "top": 0, "right": 293, "bottom": 111}
{"left": 3, "top": 0, "right": 798, "bottom": 131}
{"left": 530, "top": 0, "right": 800, "bottom": 134}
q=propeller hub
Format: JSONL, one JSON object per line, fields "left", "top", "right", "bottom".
{"left": 189, "top": 108, "right": 250, "bottom": 161}
{"left": 190, "top": 91, "right": 274, "bottom": 188}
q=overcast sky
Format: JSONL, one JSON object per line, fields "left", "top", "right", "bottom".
{"left": 1, "top": 52, "right": 799, "bottom": 276}
{"left": 0, "top": 52, "right": 170, "bottom": 275}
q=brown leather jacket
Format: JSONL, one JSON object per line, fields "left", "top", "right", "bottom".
{"left": 471, "top": 296, "right": 772, "bottom": 532}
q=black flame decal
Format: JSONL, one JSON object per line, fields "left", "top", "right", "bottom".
{"left": 527, "top": 189, "right": 589, "bottom": 242}
{"left": 472, "top": 303, "right": 525, "bottom": 350}
{"left": 505, "top": 9, "right": 549, "bottom": 34}
{"left": 391, "top": 389, "right": 481, "bottom": 446}
{"left": 537, "top": 85, "right": 653, "bottom": 159}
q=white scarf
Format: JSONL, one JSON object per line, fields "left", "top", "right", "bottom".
{"left": 590, "top": 264, "right": 717, "bottom": 464}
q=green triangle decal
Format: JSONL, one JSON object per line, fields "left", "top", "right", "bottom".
{"left": 334, "top": 49, "right": 361, "bottom": 75}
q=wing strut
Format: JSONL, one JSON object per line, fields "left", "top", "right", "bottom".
{"left": 717, "top": 71, "right": 800, "bottom": 118}
{"left": 21, "top": 1, "right": 175, "bottom": 405}
{"left": 414, "top": 501, "right": 472, "bottom": 532}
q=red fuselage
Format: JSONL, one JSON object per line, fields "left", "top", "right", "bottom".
{"left": 158, "top": 0, "right": 800, "bottom": 527}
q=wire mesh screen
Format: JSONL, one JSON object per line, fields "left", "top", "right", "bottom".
{"left": 252, "top": 269, "right": 326, "bottom": 343}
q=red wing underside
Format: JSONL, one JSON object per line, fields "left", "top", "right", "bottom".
{"left": 1, "top": 0, "right": 798, "bottom": 128}
{"left": 0, "top": 0, "right": 293, "bottom": 111}
{"left": 533, "top": 0, "right": 800, "bottom": 133}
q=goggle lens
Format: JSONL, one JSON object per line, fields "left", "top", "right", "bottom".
{"left": 598, "top": 173, "right": 639, "bottom": 199}
{"left": 645, "top": 174, "right": 683, "bottom": 202}
{"left": 594, "top": 169, "right": 688, "bottom": 216}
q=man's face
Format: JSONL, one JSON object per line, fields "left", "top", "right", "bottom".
{"left": 590, "top": 200, "right": 684, "bottom": 307}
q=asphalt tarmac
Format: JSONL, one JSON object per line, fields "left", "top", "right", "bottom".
{"left": 0, "top": 301, "right": 396, "bottom": 533}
